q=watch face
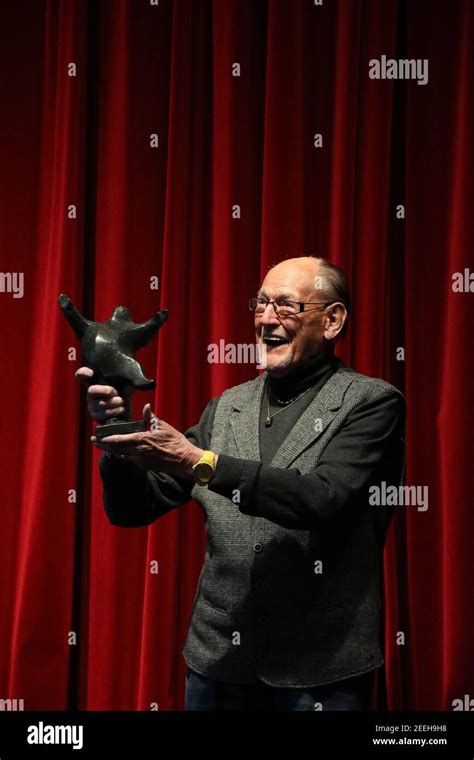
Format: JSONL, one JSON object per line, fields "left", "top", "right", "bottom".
{"left": 194, "top": 461, "right": 214, "bottom": 483}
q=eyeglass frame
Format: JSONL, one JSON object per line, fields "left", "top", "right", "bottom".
{"left": 248, "top": 296, "right": 336, "bottom": 315}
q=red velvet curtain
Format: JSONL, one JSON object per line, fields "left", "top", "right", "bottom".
{"left": 0, "top": 0, "right": 472, "bottom": 710}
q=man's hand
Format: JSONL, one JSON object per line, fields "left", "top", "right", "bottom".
{"left": 75, "top": 366, "right": 133, "bottom": 422}
{"left": 91, "top": 403, "right": 204, "bottom": 479}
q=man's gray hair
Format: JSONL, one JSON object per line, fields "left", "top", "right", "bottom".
{"left": 313, "top": 258, "right": 351, "bottom": 340}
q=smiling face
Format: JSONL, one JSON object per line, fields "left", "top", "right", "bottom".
{"left": 254, "top": 258, "right": 346, "bottom": 377}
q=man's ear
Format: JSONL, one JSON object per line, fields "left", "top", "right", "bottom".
{"left": 323, "top": 303, "right": 347, "bottom": 341}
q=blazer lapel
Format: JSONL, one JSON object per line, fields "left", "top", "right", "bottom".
{"left": 228, "top": 365, "right": 356, "bottom": 467}
{"left": 229, "top": 373, "right": 267, "bottom": 460}
{"left": 270, "top": 366, "right": 356, "bottom": 468}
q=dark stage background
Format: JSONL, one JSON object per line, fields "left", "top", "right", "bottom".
{"left": 0, "top": 0, "right": 473, "bottom": 710}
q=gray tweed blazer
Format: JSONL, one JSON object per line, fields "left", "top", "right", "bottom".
{"left": 182, "top": 366, "right": 405, "bottom": 687}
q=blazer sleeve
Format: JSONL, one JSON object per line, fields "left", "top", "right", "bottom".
{"left": 99, "top": 396, "right": 219, "bottom": 527}
{"left": 208, "top": 388, "right": 406, "bottom": 531}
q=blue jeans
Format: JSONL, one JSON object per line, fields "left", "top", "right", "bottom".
{"left": 185, "top": 667, "right": 375, "bottom": 711}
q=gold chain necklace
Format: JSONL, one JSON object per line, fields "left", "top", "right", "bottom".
{"left": 264, "top": 384, "right": 314, "bottom": 427}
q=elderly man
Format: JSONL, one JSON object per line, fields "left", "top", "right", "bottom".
{"left": 76, "top": 256, "right": 405, "bottom": 711}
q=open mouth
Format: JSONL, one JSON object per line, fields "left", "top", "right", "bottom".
{"left": 262, "top": 335, "right": 290, "bottom": 348}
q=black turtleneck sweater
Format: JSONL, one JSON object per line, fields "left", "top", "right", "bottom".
{"left": 259, "top": 351, "right": 338, "bottom": 463}
{"left": 99, "top": 350, "right": 404, "bottom": 532}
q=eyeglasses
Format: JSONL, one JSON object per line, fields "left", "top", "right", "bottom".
{"left": 248, "top": 297, "right": 333, "bottom": 317}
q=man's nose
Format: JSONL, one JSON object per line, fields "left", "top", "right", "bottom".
{"left": 257, "top": 303, "right": 281, "bottom": 326}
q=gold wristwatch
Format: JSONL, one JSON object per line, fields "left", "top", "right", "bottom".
{"left": 192, "top": 450, "right": 217, "bottom": 485}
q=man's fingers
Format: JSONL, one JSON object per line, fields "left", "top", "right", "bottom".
{"left": 89, "top": 393, "right": 127, "bottom": 423}
{"left": 75, "top": 369, "right": 123, "bottom": 401}
{"left": 91, "top": 432, "right": 147, "bottom": 463}
{"left": 103, "top": 406, "right": 126, "bottom": 418}
{"left": 75, "top": 367, "right": 94, "bottom": 386}
{"left": 87, "top": 384, "right": 119, "bottom": 399}
{"left": 75, "top": 367, "right": 132, "bottom": 423}
{"left": 92, "top": 433, "right": 142, "bottom": 446}
{"left": 143, "top": 403, "right": 159, "bottom": 429}
{"left": 97, "top": 395, "right": 124, "bottom": 409}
